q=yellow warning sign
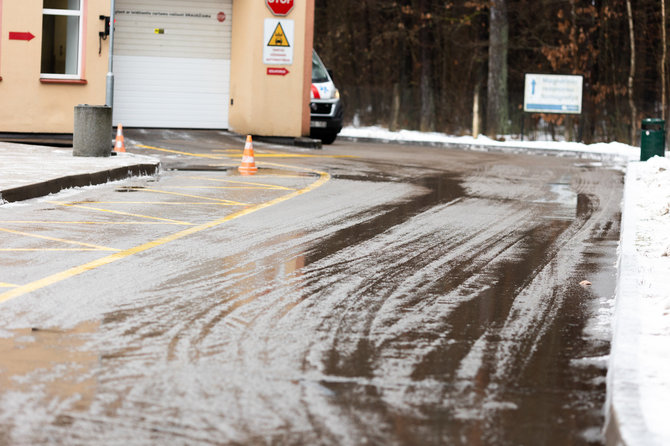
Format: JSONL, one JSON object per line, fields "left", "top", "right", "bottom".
{"left": 267, "top": 22, "right": 290, "bottom": 47}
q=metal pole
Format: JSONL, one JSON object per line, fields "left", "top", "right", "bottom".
{"left": 105, "top": 0, "right": 115, "bottom": 107}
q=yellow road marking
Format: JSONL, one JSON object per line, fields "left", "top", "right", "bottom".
{"left": 184, "top": 177, "right": 295, "bottom": 191}
{"left": 138, "top": 143, "right": 357, "bottom": 159}
{"left": 0, "top": 249, "right": 116, "bottom": 252}
{"left": 0, "top": 283, "right": 18, "bottom": 288}
{"left": 138, "top": 144, "right": 225, "bottom": 159}
{"left": 163, "top": 186, "right": 294, "bottom": 192}
{"left": 135, "top": 188, "right": 248, "bottom": 206}
{"left": 0, "top": 169, "right": 330, "bottom": 304}
{"left": 49, "top": 202, "right": 194, "bottom": 225}
{"left": 0, "top": 221, "right": 191, "bottom": 226}
{"left": 231, "top": 153, "right": 357, "bottom": 159}
{"left": 65, "top": 201, "right": 240, "bottom": 206}
{"left": 0, "top": 227, "right": 118, "bottom": 251}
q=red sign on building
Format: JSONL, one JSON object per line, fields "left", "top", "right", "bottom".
{"left": 266, "top": 0, "right": 294, "bottom": 16}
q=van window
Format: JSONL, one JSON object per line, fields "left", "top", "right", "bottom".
{"left": 312, "top": 53, "right": 329, "bottom": 83}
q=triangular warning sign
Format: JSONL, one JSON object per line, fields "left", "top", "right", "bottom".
{"left": 268, "top": 22, "right": 290, "bottom": 47}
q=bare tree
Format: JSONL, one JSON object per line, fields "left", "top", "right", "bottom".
{"left": 663, "top": 0, "right": 667, "bottom": 124}
{"left": 418, "top": 0, "right": 435, "bottom": 132}
{"left": 487, "top": 0, "right": 509, "bottom": 138}
{"left": 626, "top": 0, "right": 637, "bottom": 145}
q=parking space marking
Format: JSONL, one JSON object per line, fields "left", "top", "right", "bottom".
{"left": 0, "top": 227, "right": 119, "bottom": 251}
{"left": 0, "top": 248, "right": 116, "bottom": 252}
{"left": 183, "top": 177, "right": 295, "bottom": 191}
{"left": 0, "top": 221, "right": 192, "bottom": 226}
{"left": 246, "top": 153, "right": 357, "bottom": 159}
{"left": 49, "top": 201, "right": 195, "bottom": 225}
{"left": 0, "top": 167, "right": 330, "bottom": 304}
{"left": 138, "top": 144, "right": 357, "bottom": 159}
{"left": 65, "top": 201, "right": 239, "bottom": 206}
{"left": 137, "top": 144, "right": 225, "bottom": 159}
{"left": 131, "top": 188, "right": 248, "bottom": 206}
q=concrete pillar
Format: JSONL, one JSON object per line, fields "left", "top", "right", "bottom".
{"left": 73, "top": 105, "right": 112, "bottom": 157}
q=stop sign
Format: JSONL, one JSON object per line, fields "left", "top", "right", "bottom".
{"left": 266, "top": 0, "right": 294, "bottom": 16}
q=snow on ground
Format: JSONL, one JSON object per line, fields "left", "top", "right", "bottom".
{"left": 340, "top": 125, "right": 639, "bottom": 161}
{"left": 609, "top": 156, "right": 670, "bottom": 445}
{"left": 342, "top": 125, "right": 668, "bottom": 445}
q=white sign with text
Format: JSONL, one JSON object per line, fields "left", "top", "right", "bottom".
{"left": 524, "top": 74, "right": 583, "bottom": 114}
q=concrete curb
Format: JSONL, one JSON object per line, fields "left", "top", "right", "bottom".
{"left": 253, "top": 135, "right": 323, "bottom": 149}
{"left": 0, "top": 163, "right": 159, "bottom": 203}
{"left": 604, "top": 163, "right": 639, "bottom": 446}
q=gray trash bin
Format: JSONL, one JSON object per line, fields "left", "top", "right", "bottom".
{"left": 73, "top": 104, "right": 112, "bottom": 157}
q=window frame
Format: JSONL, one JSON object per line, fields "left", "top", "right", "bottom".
{"left": 40, "top": 2, "right": 85, "bottom": 80}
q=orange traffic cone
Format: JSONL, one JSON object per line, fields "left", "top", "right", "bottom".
{"left": 114, "top": 124, "right": 126, "bottom": 153}
{"left": 238, "top": 135, "right": 258, "bottom": 175}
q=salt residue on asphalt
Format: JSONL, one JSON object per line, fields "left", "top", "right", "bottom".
{"left": 343, "top": 125, "right": 668, "bottom": 444}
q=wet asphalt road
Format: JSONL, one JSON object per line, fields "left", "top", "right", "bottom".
{"left": 0, "top": 131, "right": 623, "bottom": 445}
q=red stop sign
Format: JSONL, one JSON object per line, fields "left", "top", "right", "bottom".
{"left": 266, "top": 0, "right": 294, "bottom": 16}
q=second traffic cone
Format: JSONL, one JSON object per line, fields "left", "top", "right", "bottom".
{"left": 238, "top": 135, "right": 258, "bottom": 175}
{"left": 114, "top": 124, "right": 126, "bottom": 153}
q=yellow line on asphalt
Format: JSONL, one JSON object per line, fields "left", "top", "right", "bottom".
{"left": 0, "top": 221, "right": 191, "bottom": 226}
{"left": 0, "top": 283, "right": 18, "bottom": 288}
{"left": 136, "top": 188, "right": 248, "bottom": 206}
{"left": 0, "top": 248, "right": 116, "bottom": 252}
{"left": 0, "top": 169, "right": 330, "bottom": 304}
{"left": 65, "top": 201, "right": 240, "bottom": 206}
{"left": 138, "top": 143, "right": 357, "bottom": 159}
{"left": 230, "top": 153, "right": 357, "bottom": 159}
{"left": 49, "top": 202, "right": 194, "bottom": 225}
{"left": 0, "top": 227, "right": 119, "bottom": 251}
{"left": 184, "top": 177, "right": 295, "bottom": 190}
{"left": 164, "top": 186, "right": 294, "bottom": 192}
{"left": 137, "top": 144, "right": 226, "bottom": 159}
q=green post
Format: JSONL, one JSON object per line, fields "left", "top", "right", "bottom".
{"left": 640, "top": 118, "right": 666, "bottom": 161}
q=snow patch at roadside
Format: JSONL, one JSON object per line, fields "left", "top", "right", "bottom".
{"left": 341, "top": 126, "right": 639, "bottom": 160}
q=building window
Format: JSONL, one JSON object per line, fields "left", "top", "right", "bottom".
{"left": 41, "top": 0, "right": 83, "bottom": 78}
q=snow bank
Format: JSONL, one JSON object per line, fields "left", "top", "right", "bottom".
{"left": 340, "top": 125, "right": 639, "bottom": 161}
{"left": 607, "top": 156, "right": 670, "bottom": 446}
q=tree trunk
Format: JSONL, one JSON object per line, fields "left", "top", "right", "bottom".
{"left": 390, "top": 83, "right": 401, "bottom": 132}
{"left": 419, "top": 0, "right": 435, "bottom": 132}
{"left": 626, "top": 0, "right": 637, "bottom": 145}
{"left": 662, "top": 0, "right": 667, "bottom": 125}
{"left": 487, "top": 0, "right": 509, "bottom": 138}
{"left": 473, "top": 81, "right": 482, "bottom": 138}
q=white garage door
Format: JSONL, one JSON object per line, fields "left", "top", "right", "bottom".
{"left": 113, "top": 0, "right": 232, "bottom": 128}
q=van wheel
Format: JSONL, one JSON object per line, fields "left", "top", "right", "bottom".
{"left": 319, "top": 132, "right": 338, "bottom": 145}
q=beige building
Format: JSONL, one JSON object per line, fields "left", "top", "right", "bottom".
{"left": 0, "top": 0, "right": 314, "bottom": 137}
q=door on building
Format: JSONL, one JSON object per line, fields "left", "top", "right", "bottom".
{"left": 113, "top": 0, "right": 232, "bottom": 128}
